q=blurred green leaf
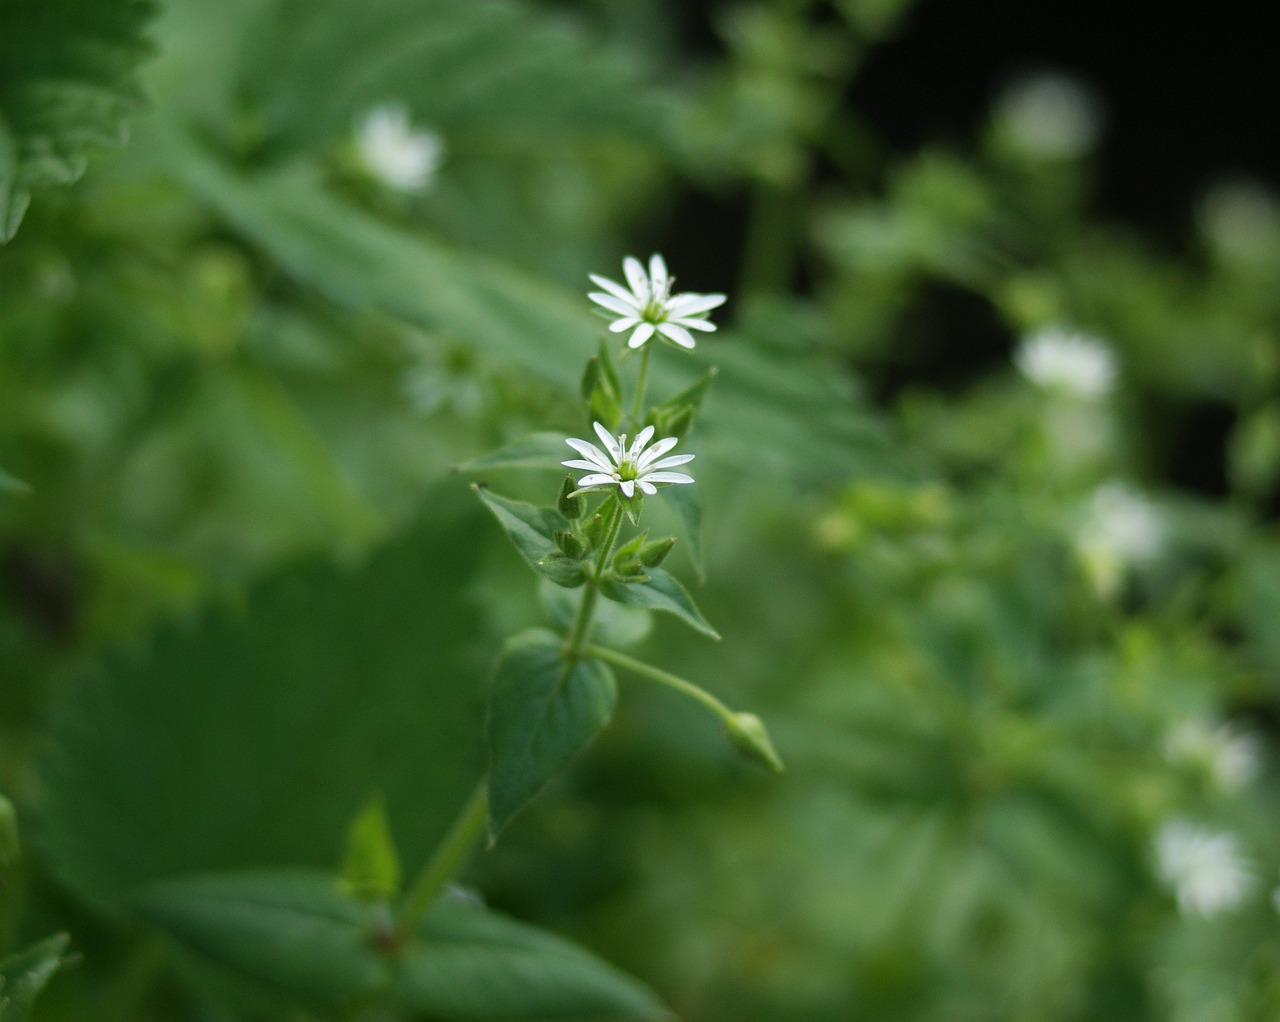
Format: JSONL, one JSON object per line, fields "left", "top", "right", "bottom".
{"left": 339, "top": 792, "right": 402, "bottom": 903}
{"left": 0, "top": 0, "right": 155, "bottom": 241}
{"left": 601, "top": 567, "right": 719, "bottom": 640}
{"left": 455, "top": 432, "right": 568, "bottom": 473}
{"left": 136, "top": 870, "right": 668, "bottom": 1019}
{"left": 487, "top": 629, "right": 616, "bottom": 835}
{"left": 0, "top": 934, "right": 71, "bottom": 1022}
{"left": 37, "top": 492, "right": 488, "bottom": 904}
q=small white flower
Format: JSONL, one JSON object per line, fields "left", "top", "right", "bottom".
{"left": 588, "top": 254, "right": 726, "bottom": 350}
{"left": 1015, "top": 326, "right": 1117, "bottom": 398}
{"left": 563, "top": 422, "right": 695, "bottom": 499}
{"left": 1154, "top": 819, "right": 1255, "bottom": 917}
{"left": 1078, "top": 482, "right": 1166, "bottom": 564}
{"left": 355, "top": 104, "right": 445, "bottom": 193}
{"left": 1165, "top": 717, "right": 1263, "bottom": 794}
{"left": 992, "top": 72, "right": 1103, "bottom": 161}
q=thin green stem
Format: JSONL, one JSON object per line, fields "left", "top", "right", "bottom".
{"left": 566, "top": 499, "right": 624, "bottom": 657}
{"left": 584, "top": 645, "right": 736, "bottom": 725}
{"left": 396, "top": 782, "right": 488, "bottom": 940}
{"left": 630, "top": 344, "right": 652, "bottom": 425}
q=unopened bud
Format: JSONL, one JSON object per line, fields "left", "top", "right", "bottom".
{"left": 725, "top": 712, "right": 785, "bottom": 773}
{"left": 613, "top": 558, "right": 648, "bottom": 581}
{"left": 554, "top": 530, "right": 586, "bottom": 558}
{"left": 639, "top": 536, "right": 677, "bottom": 568}
{"left": 557, "top": 476, "right": 585, "bottom": 520}
{"left": 582, "top": 513, "right": 606, "bottom": 548}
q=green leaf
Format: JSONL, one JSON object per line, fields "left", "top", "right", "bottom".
{"left": 236, "top": 0, "right": 665, "bottom": 160}
{"left": 472, "top": 485, "right": 585, "bottom": 586}
{"left": 487, "top": 630, "right": 616, "bottom": 834}
{"left": 657, "top": 482, "right": 704, "bottom": 582}
{"left": 601, "top": 568, "right": 720, "bottom": 640}
{"left": 455, "top": 432, "right": 567, "bottom": 473}
{"left": 134, "top": 870, "right": 667, "bottom": 1019}
{"left": 37, "top": 493, "right": 488, "bottom": 906}
{"left": 339, "top": 793, "right": 402, "bottom": 903}
{"left": 0, "top": 934, "right": 71, "bottom": 1022}
{"left": 0, "top": 0, "right": 155, "bottom": 241}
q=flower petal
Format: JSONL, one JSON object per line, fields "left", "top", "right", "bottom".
{"left": 646, "top": 453, "right": 695, "bottom": 471}
{"left": 593, "top": 422, "right": 623, "bottom": 462}
{"left": 667, "top": 292, "right": 725, "bottom": 316}
{"left": 563, "top": 459, "right": 608, "bottom": 471}
{"left": 608, "top": 317, "right": 640, "bottom": 333}
{"left": 619, "top": 479, "right": 636, "bottom": 498}
{"left": 638, "top": 479, "right": 658, "bottom": 495}
{"left": 623, "top": 257, "right": 649, "bottom": 300}
{"left": 628, "top": 425, "right": 656, "bottom": 460}
{"left": 588, "top": 274, "right": 637, "bottom": 305}
{"left": 565, "top": 438, "right": 612, "bottom": 469}
{"left": 628, "top": 322, "right": 656, "bottom": 349}
{"left": 576, "top": 473, "right": 618, "bottom": 489}
{"left": 657, "top": 323, "right": 697, "bottom": 349}
{"left": 589, "top": 292, "right": 641, "bottom": 316}
{"left": 635, "top": 436, "right": 678, "bottom": 467}
{"left": 649, "top": 253, "right": 669, "bottom": 293}
{"left": 671, "top": 315, "right": 717, "bottom": 332}
{"left": 643, "top": 471, "right": 694, "bottom": 485}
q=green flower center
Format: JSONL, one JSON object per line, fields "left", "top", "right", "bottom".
{"left": 616, "top": 460, "right": 638, "bottom": 481}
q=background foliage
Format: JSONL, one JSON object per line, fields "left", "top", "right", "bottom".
{"left": 3, "top": 0, "right": 1280, "bottom": 1020}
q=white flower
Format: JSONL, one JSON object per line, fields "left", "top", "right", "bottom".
{"left": 1014, "top": 326, "right": 1117, "bottom": 398}
{"left": 1154, "top": 819, "right": 1255, "bottom": 917}
{"left": 1165, "top": 717, "right": 1263, "bottom": 794}
{"left": 588, "top": 254, "right": 726, "bottom": 350}
{"left": 355, "top": 105, "right": 445, "bottom": 193}
{"left": 1078, "top": 482, "right": 1166, "bottom": 564}
{"left": 563, "top": 422, "right": 695, "bottom": 498}
{"left": 992, "top": 72, "right": 1103, "bottom": 161}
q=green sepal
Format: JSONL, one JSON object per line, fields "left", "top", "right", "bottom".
{"left": 554, "top": 530, "right": 587, "bottom": 558}
{"left": 581, "top": 512, "right": 607, "bottom": 550}
{"left": 338, "top": 792, "right": 401, "bottom": 903}
{"left": 537, "top": 552, "right": 587, "bottom": 588}
{"left": 724, "top": 712, "right": 785, "bottom": 773}
{"left": 556, "top": 476, "right": 586, "bottom": 520}
{"left": 622, "top": 490, "right": 644, "bottom": 526}
{"left": 0, "top": 933, "right": 72, "bottom": 1022}
{"left": 639, "top": 537, "right": 677, "bottom": 568}
{"left": 487, "top": 630, "right": 617, "bottom": 835}
{"left": 600, "top": 568, "right": 720, "bottom": 639}
{"left": 612, "top": 532, "right": 647, "bottom": 565}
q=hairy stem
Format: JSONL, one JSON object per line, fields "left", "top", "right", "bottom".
{"left": 584, "top": 644, "right": 736, "bottom": 725}
{"left": 565, "top": 498, "right": 624, "bottom": 657}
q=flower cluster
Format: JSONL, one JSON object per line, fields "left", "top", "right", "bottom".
{"left": 589, "top": 254, "right": 725, "bottom": 350}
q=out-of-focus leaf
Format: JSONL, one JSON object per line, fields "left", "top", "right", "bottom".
{"left": 37, "top": 492, "right": 489, "bottom": 905}
{"left": 135, "top": 870, "right": 668, "bottom": 1019}
{"left": 455, "top": 433, "right": 568, "bottom": 473}
{"left": 0, "top": 467, "right": 29, "bottom": 496}
{"left": 601, "top": 568, "right": 719, "bottom": 640}
{"left": 0, "top": 934, "right": 71, "bottom": 1022}
{"left": 487, "top": 629, "right": 616, "bottom": 834}
{"left": 237, "top": 0, "right": 665, "bottom": 160}
{"left": 0, "top": 0, "right": 155, "bottom": 241}
{"left": 339, "top": 792, "right": 402, "bottom": 903}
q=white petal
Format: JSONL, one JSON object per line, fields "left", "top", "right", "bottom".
{"left": 609, "top": 317, "right": 640, "bottom": 333}
{"left": 563, "top": 458, "right": 608, "bottom": 471}
{"left": 643, "top": 471, "right": 694, "bottom": 485}
{"left": 649, "top": 253, "right": 669, "bottom": 292}
{"left": 636, "top": 436, "right": 678, "bottom": 467}
{"left": 589, "top": 292, "right": 641, "bottom": 316}
{"left": 657, "top": 323, "right": 696, "bottom": 349}
{"left": 667, "top": 292, "right": 725, "bottom": 316}
{"left": 647, "top": 453, "right": 695, "bottom": 470}
{"left": 619, "top": 479, "right": 636, "bottom": 498}
{"left": 576, "top": 473, "right": 617, "bottom": 489}
{"left": 628, "top": 322, "right": 655, "bottom": 348}
{"left": 628, "top": 425, "right": 656, "bottom": 460}
{"left": 637, "top": 479, "right": 658, "bottom": 495}
{"left": 589, "top": 274, "right": 638, "bottom": 305}
{"left": 565, "top": 438, "right": 612, "bottom": 469}
{"left": 671, "top": 315, "right": 717, "bottom": 332}
{"left": 622, "top": 257, "right": 649, "bottom": 300}
{"left": 593, "top": 421, "right": 623, "bottom": 462}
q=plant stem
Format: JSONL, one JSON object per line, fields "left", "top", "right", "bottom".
{"left": 630, "top": 345, "right": 652, "bottom": 425}
{"left": 565, "top": 499, "right": 624, "bottom": 657}
{"left": 584, "top": 644, "right": 736, "bottom": 725}
{"left": 395, "top": 782, "right": 488, "bottom": 940}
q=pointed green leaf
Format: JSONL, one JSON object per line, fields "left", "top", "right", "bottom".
{"left": 37, "top": 495, "right": 487, "bottom": 906}
{"left": 455, "top": 432, "right": 568, "bottom": 473}
{"left": 473, "top": 486, "right": 585, "bottom": 586}
{"left": 339, "top": 793, "right": 402, "bottom": 903}
{"left": 653, "top": 367, "right": 717, "bottom": 421}
{"left": 487, "top": 630, "right": 616, "bottom": 834}
{"left": 0, "top": 934, "right": 71, "bottom": 1022}
{"left": 601, "top": 568, "right": 720, "bottom": 640}
{"left": 134, "top": 870, "right": 667, "bottom": 1020}
{"left": 658, "top": 483, "right": 704, "bottom": 582}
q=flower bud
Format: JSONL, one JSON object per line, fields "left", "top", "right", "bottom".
{"left": 556, "top": 475, "right": 585, "bottom": 520}
{"left": 638, "top": 536, "right": 677, "bottom": 568}
{"left": 554, "top": 530, "right": 586, "bottom": 558}
{"left": 725, "top": 712, "right": 785, "bottom": 773}
{"left": 612, "top": 558, "right": 649, "bottom": 582}
{"left": 582, "top": 512, "right": 606, "bottom": 549}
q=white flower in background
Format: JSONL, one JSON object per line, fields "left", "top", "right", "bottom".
{"left": 992, "top": 72, "right": 1104, "bottom": 161}
{"left": 588, "top": 254, "right": 726, "bottom": 350}
{"left": 354, "top": 104, "right": 445, "bottom": 193}
{"left": 1196, "top": 178, "right": 1280, "bottom": 264}
{"left": 563, "top": 422, "right": 695, "bottom": 498}
{"left": 1165, "top": 717, "right": 1263, "bottom": 794}
{"left": 1154, "top": 819, "right": 1255, "bottom": 917}
{"left": 1015, "top": 326, "right": 1117, "bottom": 398}
{"left": 1078, "top": 483, "right": 1166, "bottom": 564}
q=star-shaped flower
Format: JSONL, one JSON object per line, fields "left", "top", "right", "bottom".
{"left": 563, "top": 422, "right": 695, "bottom": 498}
{"left": 589, "top": 254, "right": 726, "bottom": 350}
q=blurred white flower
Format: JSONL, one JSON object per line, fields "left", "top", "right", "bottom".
{"left": 1015, "top": 326, "right": 1117, "bottom": 398}
{"left": 1165, "top": 717, "right": 1263, "bottom": 794}
{"left": 588, "top": 254, "right": 725, "bottom": 350}
{"left": 1155, "top": 819, "right": 1255, "bottom": 917}
{"left": 1196, "top": 178, "right": 1280, "bottom": 265}
{"left": 992, "top": 71, "right": 1103, "bottom": 160}
{"left": 1078, "top": 483, "right": 1165, "bottom": 563}
{"left": 563, "top": 422, "right": 695, "bottom": 498}
{"left": 355, "top": 104, "right": 445, "bottom": 193}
